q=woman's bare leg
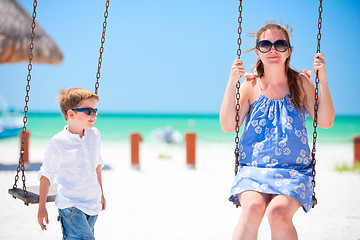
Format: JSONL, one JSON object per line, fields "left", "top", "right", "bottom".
{"left": 267, "top": 195, "right": 301, "bottom": 240}
{"left": 232, "top": 191, "right": 271, "bottom": 240}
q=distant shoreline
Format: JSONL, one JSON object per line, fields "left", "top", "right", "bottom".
{"left": 11, "top": 112, "right": 360, "bottom": 118}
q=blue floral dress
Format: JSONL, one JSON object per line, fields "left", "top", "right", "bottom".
{"left": 229, "top": 93, "right": 314, "bottom": 212}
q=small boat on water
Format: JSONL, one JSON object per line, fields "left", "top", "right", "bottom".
{"left": 0, "top": 95, "right": 22, "bottom": 139}
{"left": 150, "top": 126, "right": 183, "bottom": 144}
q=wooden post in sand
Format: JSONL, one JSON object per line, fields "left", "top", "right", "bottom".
{"left": 20, "top": 131, "right": 30, "bottom": 170}
{"left": 130, "top": 133, "right": 141, "bottom": 169}
{"left": 354, "top": 136, "right": 360, "bottom": 166}
{"left": 186, "top": 133, "right": 196, "bottom": 169}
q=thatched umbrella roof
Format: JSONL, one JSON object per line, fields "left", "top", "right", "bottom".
{"left": 0, "top": 0, "right": 63, "bottom": 64}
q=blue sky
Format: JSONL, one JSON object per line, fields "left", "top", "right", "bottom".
{"left": 1, "top": 0, "right": 360, "bottom": 115}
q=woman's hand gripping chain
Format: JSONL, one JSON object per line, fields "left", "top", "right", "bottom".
{"left": 230, "top": 59, "right": 245, "bottom": 83}
{"left": 313, "top": 53, "right": 326, "bottom": 80}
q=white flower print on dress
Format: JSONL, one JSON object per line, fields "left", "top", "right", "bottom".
{"left": 275, "top": 141, "right": 291, "bottom": 156}
{"left": 251, "top": 120, "right": 258, "bottom": 127}
{"left": 301, "top": 129, "right": 308, "bottom": 144}
{"left": 251, "top": 119, "right": 266, "bottom": 134}
{"left": 289, "top": 170, "right": 298, "bottom": 177}
{"left": 300, "top": 192, "right": 306, "bottom": 199}
{"left": 294, "top": 183, "right": 306, "bottom": 194}
{"left": 275, "top": 174, "right": 283, "bottom": 186}
{"left": 286, "top": 97, "right": 294, "bottom": 112}
{"left": 300, "top": 149, "right": 306, "bottom": 157}
{"left": 253, "top": 148, "right": 259, "bottom": 157}
{"left": 283, "top": 148, "right": 291, "bottom": 155}
{"left": 255, "top": 126, "right": 262, "bottom": 134}
{"left": 252, "top": 142, "right": 264, "bottom": 157}
{"left": 265, "top": 159, "right": 279, "bottom": 168}
{"left": 259, "top": 102, "right": 267, "bottom": 112}
{"left": 281, "top": 116, "right": 293, "bottom": 130}
{"left": 269, "top": 112, "right": 275, "bottom": 120}
{"left": 287, "top": 103, "right": 294, "bottom": 112}
{"left": 268, "top": 105, "right": 277, "bottom": 120}
{"left": 295, "top": 129, "right": 308, "bottom": 144}
{"left": 259, "top": 119, "right": 266, "bottom": 127}
{"left": 282, "top": 179, "right": 291, "bottom": 185}
{"left": 302, "top": 129, "right": 307, "bottom": 136}
{"left": 265, "top": 127, "right": 276, "bottom": 141}
{"left": 308, "top": 176, "right": 314, "bottom": 191}
{"left": 237, "top": 169, "right": 251, "bottom": 180}
{"left": 251, "top": 182, "right": 263, "bottom": 192}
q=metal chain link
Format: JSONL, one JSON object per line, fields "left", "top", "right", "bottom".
{"left": 233, "top": 0, "right": 243, "bottom": 208}
{"left": 95, "top": 0, "right": 110, "bottom": 95}
{"left": 12, "top": 0, "right": 38, "bottom": 203}
{"left": 234, "top": 0, "right": 243, "bottom": 177}
{"left": 311, "top": 0, "right": 323, "bottom": 208}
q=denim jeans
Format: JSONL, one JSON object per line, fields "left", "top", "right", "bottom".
{"left": 58, "top": 207, "right": 98, "bottom": 240}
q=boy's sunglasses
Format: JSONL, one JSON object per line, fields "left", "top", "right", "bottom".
{"left": 257, "top": 39, "right": 289, "bottom": 53}
{"left": 69, "top": 107, "right": 98, "bottom": 116}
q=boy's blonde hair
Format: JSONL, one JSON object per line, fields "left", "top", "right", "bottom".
{"left": 57, "top": 88, "right": 99, "bottom": 121}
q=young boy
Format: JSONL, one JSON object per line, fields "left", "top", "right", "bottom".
{"left": 37, "top": 88, "right": 106, "bottom": 239}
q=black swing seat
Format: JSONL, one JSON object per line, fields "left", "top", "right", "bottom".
{"left": 8, "top": 184, "right": 58, "bottom": 205}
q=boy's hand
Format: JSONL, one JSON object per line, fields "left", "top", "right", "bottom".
{"left": 101, "top": 194, "right": 106, "bottom": 211}
{"left": 301, "top": 69, "right": 313, "bottom": 80}
{"left": 37, "top": 207, "right": 49, "bottom": 230}
{"left": 244, "top": 72, "right": 258, "bottom": 81}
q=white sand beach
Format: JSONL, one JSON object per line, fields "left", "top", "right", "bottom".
{"left": 1, "top": 140, "right": 360, "bottom": 240}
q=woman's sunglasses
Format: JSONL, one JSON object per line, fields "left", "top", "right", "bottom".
{"left": 68, "top": 107, "right": 98, "bottom": 116}
{"left": 257, "top": 39, "right": 289, "bottom": 53}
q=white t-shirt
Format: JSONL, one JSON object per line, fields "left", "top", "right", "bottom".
{"left": 39, "top": 126, "right": 104, "bottom": 215}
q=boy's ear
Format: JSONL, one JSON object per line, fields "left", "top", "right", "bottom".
{"left": 67, "top": 110, "right": 76, "bottom": 120}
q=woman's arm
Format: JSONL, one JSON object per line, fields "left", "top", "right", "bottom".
{"left": 220, "top": 59, "right": 250, "bottom": 132}
{"left": 301, "top": 53, "right": 335, "bottom": 128}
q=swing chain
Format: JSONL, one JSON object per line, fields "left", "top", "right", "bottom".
{"left": 311, "top": 0, "right": 323, "bottom": 208}
{"left": 234, "top": 0, "right": 243, "bottom": 179}
{"left": 12, "top": 0, "right": 38, "bottom": 202}
{"left": 95, "top": 0, "right": 110, "bottom": 95}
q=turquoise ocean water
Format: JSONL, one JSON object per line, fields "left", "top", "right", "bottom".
{"left": 10, "top": 113, "right": 360, "bottom": 146}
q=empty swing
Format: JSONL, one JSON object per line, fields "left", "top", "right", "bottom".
{"left": 232, "top": 0, "right": 324, "bottom": 208}
{"left": 8, "top": 0, "right": 110, "bottom": 205}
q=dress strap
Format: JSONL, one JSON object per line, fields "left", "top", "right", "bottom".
{"left": 256, "top": 78, "right": 262, "bottom": 95}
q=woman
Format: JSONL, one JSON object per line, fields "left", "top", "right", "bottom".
{"left": 220, "top": 22, "right": 335, "bottom": 240}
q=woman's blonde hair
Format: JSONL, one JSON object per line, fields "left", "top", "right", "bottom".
{"left": 251, "top": 20, "right": 302, "bottom": 111}
{"left": 57, "top": 88, "right": 99, "bottom": 120}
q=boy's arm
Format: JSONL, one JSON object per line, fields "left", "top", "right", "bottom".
{"left": 38, "top": 176, "right": 50, "bottom": 230}
{"left": 96, "top": 164, "right": 106, "bottom": 211}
